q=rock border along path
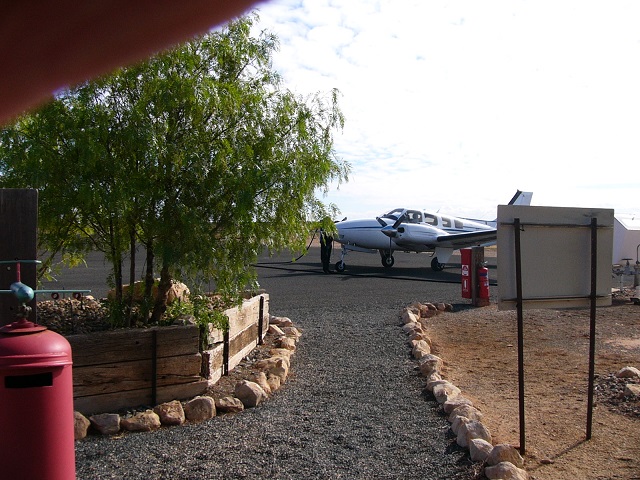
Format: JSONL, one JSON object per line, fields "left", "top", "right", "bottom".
{"left": 402, "top": 302, "right": 529, "bottom": 480}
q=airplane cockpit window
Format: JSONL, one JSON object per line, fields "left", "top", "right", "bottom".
{"left": 442, "top": 217, "right": 452, "bottom": 228}
{"left": 424, "top": 214, "right": 438, "bottom": 226}
{"left": 406, "top": 210, "right": 422, "bottom": 223}
{"left": 382, "top": 209, "right": 422, "bottom": 224}
{"left": 381, "top": 208, "right": 405, "bottom": 221}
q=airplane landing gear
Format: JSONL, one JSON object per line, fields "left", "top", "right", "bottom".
{"left": 381, "top": 253, "right": 395, "bottom": 268}
{"left": 431, "top": 257, "right": 445, "bottom": 271}
{"left": 335, "top": 246, "right": 348, "bottom": 273}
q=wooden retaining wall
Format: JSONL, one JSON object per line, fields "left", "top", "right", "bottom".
{"left": 68, "top": 293, "right": 269, "bottom": 415}
{"left": 201, "top": 293, "right": 270, "bottom": 385}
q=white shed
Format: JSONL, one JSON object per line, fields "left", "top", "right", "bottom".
{"left": 613, "top": 214, "right": 640, "bottom": 265}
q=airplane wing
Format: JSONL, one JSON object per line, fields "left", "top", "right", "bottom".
{"left": 389, "top": 224, "right": 497, "bottom": 251}
{"left": 435, "top": 230, "right": 497, "bottom": 249}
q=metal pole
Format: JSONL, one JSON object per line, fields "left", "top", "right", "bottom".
{"left": 586, "top": 217, "right": 597, "bottom": 439}
{"left": 514, "top": 218, "right": 526, "bottom": 455}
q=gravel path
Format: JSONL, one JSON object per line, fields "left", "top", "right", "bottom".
{"left": 75, "top": 249, "right": 477, "bottom": 479}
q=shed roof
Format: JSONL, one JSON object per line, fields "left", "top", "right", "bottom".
{"left": 615, "top": 214, "right": 640, "bottom": 231}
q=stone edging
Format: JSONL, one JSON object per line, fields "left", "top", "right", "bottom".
{"left": 401, "top": 302, "right": 529, "bottom": 480}
{"left": 74, "top": 315, "right": 301, "bottom": 440}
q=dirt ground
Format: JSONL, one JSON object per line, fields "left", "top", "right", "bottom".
{"left": 427, "top": 294, "right": 640, "bottom": 480}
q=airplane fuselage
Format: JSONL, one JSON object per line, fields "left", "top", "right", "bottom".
{"left": 333, "top": 208, "right": 497, "bottom": 272}
{"left": 336, "top": 208, "right": 493, "bottom": 253}
{"left": 330, "top": 191, "right": 531, "bottom": 272}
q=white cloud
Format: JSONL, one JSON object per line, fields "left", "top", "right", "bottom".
{"left": 254, "top": 0, "right": 640, "bottom": 219}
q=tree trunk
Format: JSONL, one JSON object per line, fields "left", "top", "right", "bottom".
{"left": 129, "top": 228, "right": 137, "bottom": 288}
{"left": 150, "top": 263, "right": 171, "bottom": 324}
{"left": 114, "top": 257, "right": 123, "bottom": 302}
{"left": 110, "top": 241, "right": 123, "bottom": 303}
{"left": 126, "top": 228, "right": 137, "bottom": 327}
{"left": 109, "top": 216, "right": 124, "bottom": 302}
{"left": 144, "top": 240, "right": 155, "bottom": 299}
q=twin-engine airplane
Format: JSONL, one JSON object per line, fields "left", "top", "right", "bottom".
{"left": 333, "top": 190, "right": 532, "bottom": 272}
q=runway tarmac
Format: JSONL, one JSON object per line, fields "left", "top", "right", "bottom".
{"left": 256, "top": 246, "right": 499, "bottom": 318}
{"left": 39, "top": 245, "right": 497, "bottom": 306}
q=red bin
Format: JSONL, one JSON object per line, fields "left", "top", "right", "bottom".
{"left": 0, "top": 318, "right": 75, "bottom": 480}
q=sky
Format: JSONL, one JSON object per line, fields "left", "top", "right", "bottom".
{"left": 250, "top": 0, "right": 640, "bottom": 220}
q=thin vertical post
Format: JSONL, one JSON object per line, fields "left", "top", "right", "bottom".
{"left": 223, "top": 330, "right": 230, "bottom": 376}
{"left": 258, "top": 295, "right": 265, "bottom": 345}
{"left": 586, "top": 217, "right": 598, "bottom": 439}
{"left": 151, "top": 329, "right": 158, "bottom": 406}
{"left": 514, "top": 218, "right": 526, "bottom": 455}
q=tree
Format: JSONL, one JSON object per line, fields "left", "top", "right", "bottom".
{"left": 0, "top": 13, "right": 349, "bottom": 323}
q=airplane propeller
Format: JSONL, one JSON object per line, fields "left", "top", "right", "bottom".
{"left": 377, "top": 209, "right": 406, "bottom": 238}
{"left": 376, "top": 209, "right": 407, "bottom": 263}
{"left": 380, "top": 224, "right": 398, "bottom": 237}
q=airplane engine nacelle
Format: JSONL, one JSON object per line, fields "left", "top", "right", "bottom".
{"left": 396, "top": 224, "right": 439, "bottom": 244}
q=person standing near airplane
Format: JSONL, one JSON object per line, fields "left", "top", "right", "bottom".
{"left": 320, "top": 229, "right": 334, "bottom": 273}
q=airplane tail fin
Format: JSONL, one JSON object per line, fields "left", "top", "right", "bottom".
{"left": 462, "top": 190, "right": 533, "bottom": 227}
{"left": 508, "top": 190, "right": 533, "bottom": 206}
{"left": 468, "top": 190, "right": 533, "bottom": 227}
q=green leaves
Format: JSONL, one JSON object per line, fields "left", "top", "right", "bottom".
{"left": 0, "top": 13, "right": 349, "bottom": 306}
